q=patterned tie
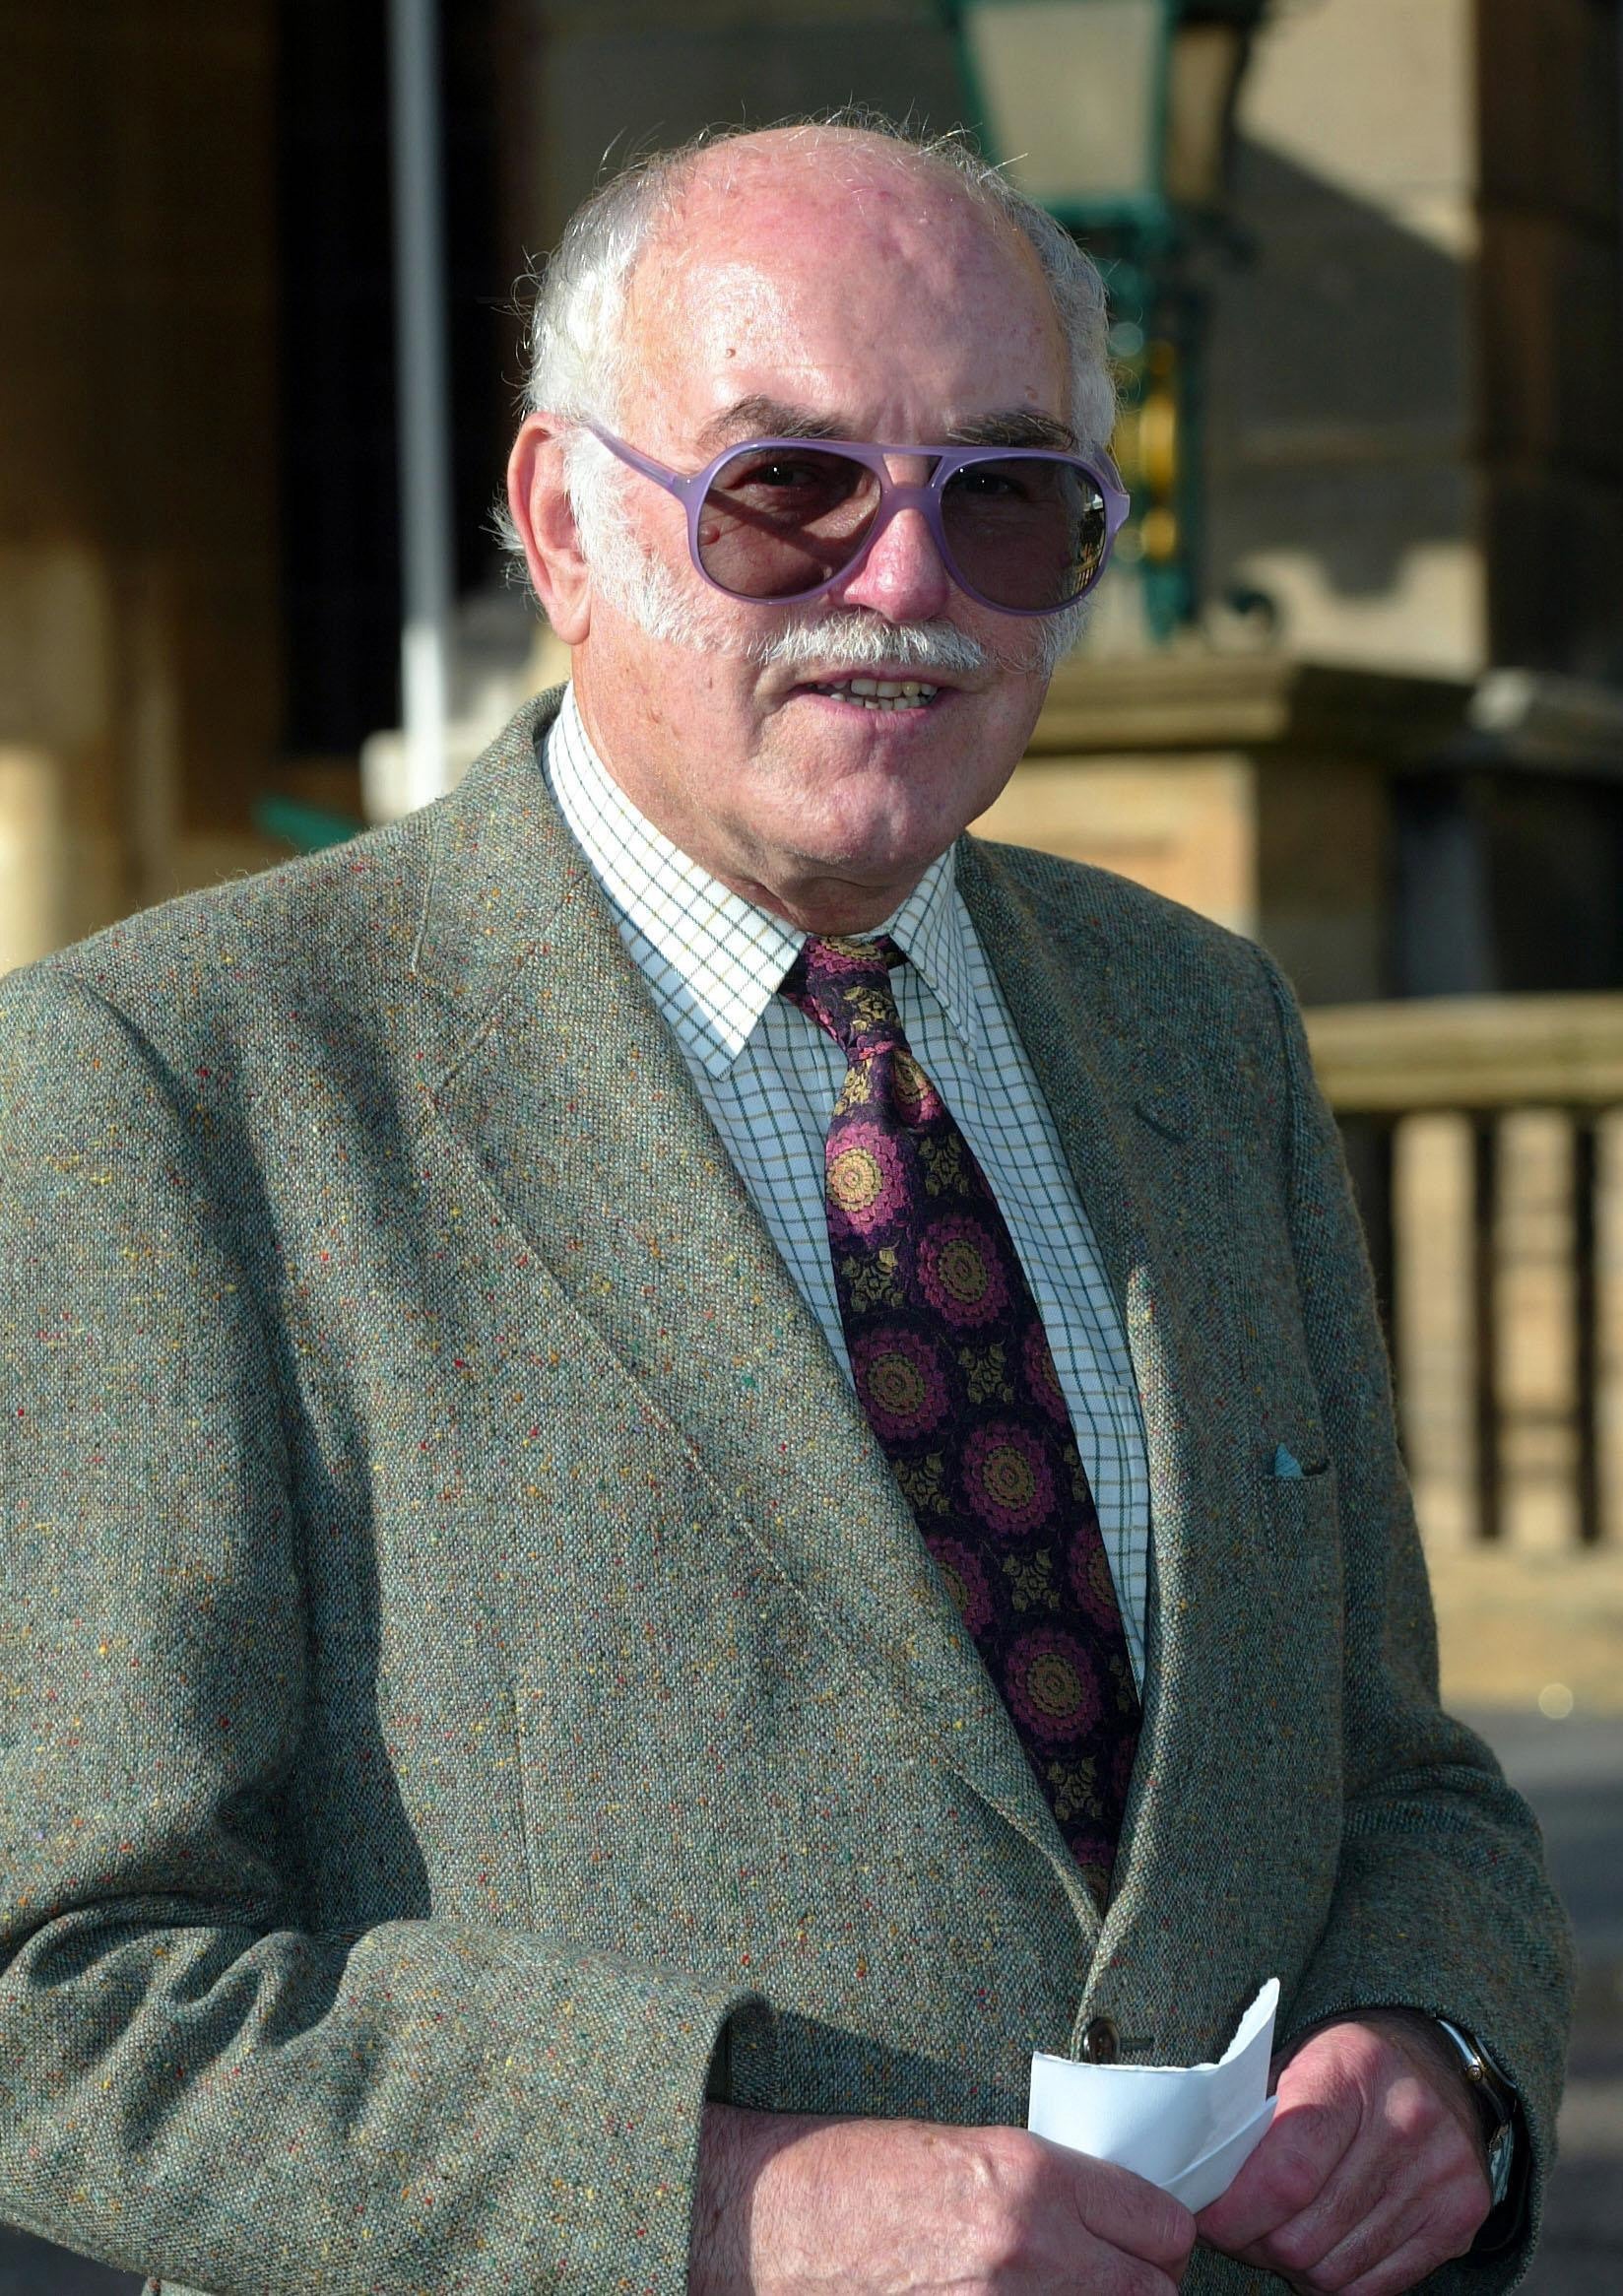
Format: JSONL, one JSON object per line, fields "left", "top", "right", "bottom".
{"left": 781, "top": 933, "right": 1141, "bottom": 1906}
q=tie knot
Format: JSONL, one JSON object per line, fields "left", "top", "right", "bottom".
{"left": 781, "top": 934, "right": 907, "bottom": 1057}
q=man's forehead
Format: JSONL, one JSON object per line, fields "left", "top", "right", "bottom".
{"left": 620, "top": 142, "right": 1069, "bottom": 441}
{"left": 624, "top": 132, "right": 1054, "bottom": 338}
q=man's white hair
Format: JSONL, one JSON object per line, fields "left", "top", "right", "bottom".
{"left": 497, "top": 111, "right": 1117, "bottom": 667}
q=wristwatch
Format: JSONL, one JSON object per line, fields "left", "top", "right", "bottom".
{"left": 1430, "top": 2016, "right": 1519, "bottom": 2209}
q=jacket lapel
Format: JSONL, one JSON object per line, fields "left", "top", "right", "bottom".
{"left": 412, "top": 698, "right": 1089, "bottom": 1918}
{"left": 956, "top": 839, "right": 1246, "bottom": 1962}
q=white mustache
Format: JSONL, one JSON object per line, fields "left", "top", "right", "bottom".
{"left": 743, "top": 614, "right": 997, "bottom": 677}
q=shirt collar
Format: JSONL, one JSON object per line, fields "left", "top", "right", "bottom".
{"left": 545, "top": 683, "right": 984, "bottom": 1078}
{"left": 884, "top": 845, "right": 983, "bottom": 1066}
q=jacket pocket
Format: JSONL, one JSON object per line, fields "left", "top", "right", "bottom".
{"left": 1258, "top": 1446, "right": 1341, "bottom": 1561}
{"left": 1251, "top": 1453, "right": 1345, "bottom": 1668}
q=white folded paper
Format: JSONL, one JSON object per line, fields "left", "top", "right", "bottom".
{"left": 1028, "top": 1977, "right": 1280, "bottom": 2214}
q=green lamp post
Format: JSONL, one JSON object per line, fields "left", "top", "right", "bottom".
{"left": 945, "top": 0, "right": 1260, "bottom": 640}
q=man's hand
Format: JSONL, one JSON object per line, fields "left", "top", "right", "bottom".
{"left": 690, "top": 2102, "right": 1196, "bottom": 2296}
{"left": 1195, "top": 2012, "right": 1493, "bottom": 2294}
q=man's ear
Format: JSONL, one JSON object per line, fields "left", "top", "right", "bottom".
{"left": 506, "top": 413, "right": 592, "bottom": 644}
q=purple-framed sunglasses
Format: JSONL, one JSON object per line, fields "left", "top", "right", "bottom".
{"left": 585, "top": 422, "right": 1131, "bottom": 617}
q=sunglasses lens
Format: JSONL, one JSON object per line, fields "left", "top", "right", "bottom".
{"left": 941, "top": 457, "right": 1109, "bottom": 611}
{"left": 693, "top": 444, "right": 1113, "bottom": 610}
{"left": 696, "top": 447, "right": 880, "bottom": 599}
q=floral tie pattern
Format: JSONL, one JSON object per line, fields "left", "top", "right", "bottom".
{"left": 781, "top": 934, "right": 1141, "bottom": 1906}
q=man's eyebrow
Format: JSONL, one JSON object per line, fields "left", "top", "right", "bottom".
{"left": 945, "top": 410, "right": 1079, "bottom": 452}
{"left": 693, "top": 397, "right": 851, "bottom": 452}
{"left": 691, "top": 399, "right": 1080, "bottom": 455}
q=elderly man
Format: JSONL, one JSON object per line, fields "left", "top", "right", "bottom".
{"left": 0, "top": 120, "right": 1570, "bottom": 2296}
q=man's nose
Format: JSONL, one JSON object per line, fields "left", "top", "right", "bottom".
{"left": 833, "top": 494, "right": 954, "bottom": 624}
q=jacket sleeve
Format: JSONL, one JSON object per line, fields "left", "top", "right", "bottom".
{"left": 0, "top": 961, "right": 766, "bottom": 2296}
{"left": 1255, "top": 947, "right": 1576, "bottom": 2287}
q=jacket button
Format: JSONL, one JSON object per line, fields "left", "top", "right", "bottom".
{"left": 1079, "top": 2014, "right": 1120, "bottom": 2065}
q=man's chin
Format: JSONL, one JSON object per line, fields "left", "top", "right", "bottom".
{"left": 770, "top": 805, "right": 985, "bottom": 904}
{"left": 785, "top": 755, "right": 1017, "bottom": 865}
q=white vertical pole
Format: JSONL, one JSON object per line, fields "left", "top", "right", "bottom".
{"left": 388, "top": 0, "right": 454, "bottom": 811}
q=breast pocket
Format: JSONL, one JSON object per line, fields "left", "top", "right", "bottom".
{"left": 1258, "top": 1452, "right": 1342, "bottom": 1583}
{"left": 1253, "top": 1448, "right": 1345, "bottom": 1728}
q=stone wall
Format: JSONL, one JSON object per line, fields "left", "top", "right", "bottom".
{"left": 1206, "top": 0, "right": 1486, "bottom": 673}
{"left": 1205, "top": 0, "right": 1622, "bottom": 681}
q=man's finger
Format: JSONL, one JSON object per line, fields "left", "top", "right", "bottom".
{"left": 1251, "top": 2181, "right": 1431, "bottom": 2291}
{"left": 1196, "top": 2093, "right": 1358, "bottom": 2255}
{"left": 1337, "top": 2225, "right": 1475, "bottom": 2296}
{"left": 1297, "top": 2150, "right": 1488, "bottom": 2296}
{"left": 1055, "top": 2150, "right": 1196, "bottom": 2274}
{"left": 1223, "top": 2156, "right": 1488, "bottom": 2296}
{"left": 1234, "top": 2108, "right": 1456, "bottom": 2286}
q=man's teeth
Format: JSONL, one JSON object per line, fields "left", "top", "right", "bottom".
{"left": 813, "top": 677, "right": 941, "bottom": 711}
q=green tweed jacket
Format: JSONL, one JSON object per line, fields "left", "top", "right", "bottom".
{"left": 0, "top": 690, "right": 1573, "bottom": 2295}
